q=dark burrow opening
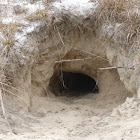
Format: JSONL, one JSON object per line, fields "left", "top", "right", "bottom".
{"left": 49, "top": 72, "right": 99, "bottom": 97}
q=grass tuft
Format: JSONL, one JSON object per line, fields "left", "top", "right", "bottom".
{"left": 26, "top": 9, "right": 48, "bottom": 21}
{"left": 97, "top": 0, "right": 138, "bottom": 22}
{"left": 95, "top": 0, "right": 140, "bottom": 45}
{"left": 0, "top": 23, "right": 16, "bottom": 49}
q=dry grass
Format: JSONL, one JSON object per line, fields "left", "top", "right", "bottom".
{"left": 0, "top": 22, "right": 5, "bottom": 29}
{"left": 96, "top": 0, "right": 140, "bottom": 45}
{"left": 97, "top": 0, "right": 138, "bottom": 22}
{"left": 0, "top": 24, "right": 16, "bottom": 49}
{"left": 0, "top": 22, "right": 24, "bottom": 49}
{"left": 26, "top": 9, "right": 49, "bottom": 21}
{"left": 26, "top": 0, "right": 51, "bottom": 22}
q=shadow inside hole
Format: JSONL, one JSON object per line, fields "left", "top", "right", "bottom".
{"left": 49, "top": 72, "right": 99, "bottom": 97}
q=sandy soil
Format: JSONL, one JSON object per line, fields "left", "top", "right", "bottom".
{"left": 0, "top": 88, "right": 140, "bottom": 140}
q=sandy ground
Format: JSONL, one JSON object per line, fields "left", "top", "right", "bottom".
{"left": 0, "top": 89, "right": 140, "bottom": 140}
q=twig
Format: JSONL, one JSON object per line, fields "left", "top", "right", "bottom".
{"left": 99, "top": 66, "right": 134, "bottom": 70}
{"left": 55, "top": 25, "right": 67, "bottom": 54}
{"left": 0, "top": 81, "right": 19, "bottom": 92}
{"left": 54, "top": 57, "right": 93, "bottom": 63}
{"left": 2, "top": 88, "right": 23, "bottom": 101}
{"left": 42, "top": 57, "right": 94, "bottom": 64}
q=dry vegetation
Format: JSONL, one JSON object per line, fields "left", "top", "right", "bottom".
{"left": 0, "top": 22, "right": 22, "bottom": 134}
{"left": 26, "top": 0, "right": 50, "bottom": 22}
{"left": 0, "top": 22, "right": 23, "bottom": 96}
{"left": 25, "top": 0, "right": 140, "bottom": 45}
{"left": 96, "top": 0, "right": 140, "bottom": 45}
{"left": 1, "top": 24, "right": 16, "bottom": 49}
{"left": 26, "top": 9, "right": 49, "bottom": 21}
{"left": 98, "top": 0, "right": 138, "bottom": 22}
{"left": 0, "top": 22, "right": 25, "bottom": 49}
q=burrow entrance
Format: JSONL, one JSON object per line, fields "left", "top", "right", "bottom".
{"left": 49, "top": 71, "right": 99, "bottom": 97}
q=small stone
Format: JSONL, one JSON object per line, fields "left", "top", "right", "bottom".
{"left": 56, "top": 119, "right": 62, "bottom": 123}
{"left": 50, "top": 132, "right": 55, "bottom": 134}
{"left": 61, "top": 108, "right": 66, "bottom": 111}
{"left": 68, "top": 128, "right": 73, "bottom": 132}
{"left": 89, "top": 116, "right": 100, "bottom": 122}
{"left": 75, "top": 107, "right": 80, "bottom": 110}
